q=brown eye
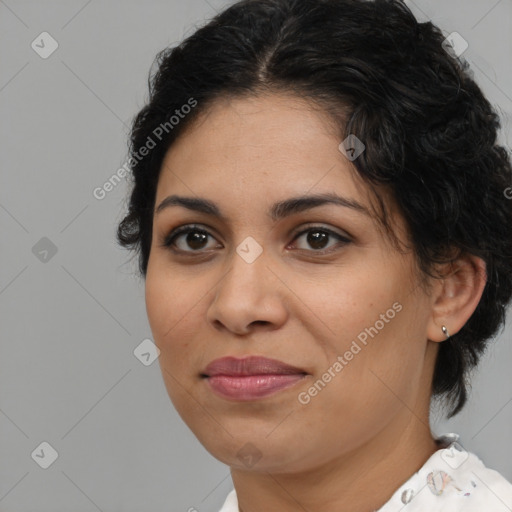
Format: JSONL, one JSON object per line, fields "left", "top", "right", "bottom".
{"left": 162, "top": 225, "right": 220, "bottom": 253}
{"left": 291, "top": 226, "right": 351, "bottom": 254}
{"left": 161, "top": 223, "right": 351, "bottom": 257}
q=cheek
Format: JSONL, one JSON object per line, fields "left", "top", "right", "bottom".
{"left": 314, "top": 305, "right": 427, "bottom": 432}
{"left": 293, "top": 335, "right": 424, "bottom": 463}
{"left": 297, "top": 270, "right": 395, "bottom": 355}
{"left": 145, "top": 271, "right": 204, "bottom": 415}
{"left": 145, "top": 270, "right": 199, "bottom": 357}
{"left": 302, "top": 267, "right": 425, "bottom": 404}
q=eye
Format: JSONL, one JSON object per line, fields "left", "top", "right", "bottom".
{"left": 289, "top": 225, "right": 351, "bottom": 254}
{"left": 160, "top": 224, "right": 220, "bottom": 253}
{"left": 160, "top": 224, "right": 351, "bottom": 256}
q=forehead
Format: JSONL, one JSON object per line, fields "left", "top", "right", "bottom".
{"left": 157, "top": 93, "right": 365, "bottom": 200}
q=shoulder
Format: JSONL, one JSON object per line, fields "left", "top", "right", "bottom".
{"left": 378, "top": 433, "right": 512, "bottom": 511}
{"left": 218, "top": 489, "right": 238, "bottom": 512}
{"left": 452, "top": 449, "right": 512, "bottom": 510}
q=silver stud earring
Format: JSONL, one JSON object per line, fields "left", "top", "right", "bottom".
{"left": 442, "top": 325, "right": 450, "bottom": 339}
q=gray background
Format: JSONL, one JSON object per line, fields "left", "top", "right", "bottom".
{"left": 0, "top": 0, "right": 511, "bottom": 511}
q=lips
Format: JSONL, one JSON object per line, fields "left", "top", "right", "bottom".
{"left": 201, "top": 356, "right": 308, "bottom": 400}
{"left": 201, "top": 355, "right": 307, "bottom": 377}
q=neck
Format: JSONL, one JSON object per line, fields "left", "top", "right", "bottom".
{"left": 231, "top": 413, "right": 440, "bottom": 512}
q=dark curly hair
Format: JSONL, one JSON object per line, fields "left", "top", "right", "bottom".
{"left": 116, "top": 0, "right": 512, "bottom": 418}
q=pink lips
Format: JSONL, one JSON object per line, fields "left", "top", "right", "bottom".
{"left": 201, "top": 356, "right": 308, "bottom": 401}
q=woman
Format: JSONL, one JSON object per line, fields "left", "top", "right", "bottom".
{"left": 116, "top": 0, "right": 512, "bottom": 510}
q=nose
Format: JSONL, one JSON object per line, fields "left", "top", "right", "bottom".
{"left": 206, "top": 243, "right": 289, "bottom": 336}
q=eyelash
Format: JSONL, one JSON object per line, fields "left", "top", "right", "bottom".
{"left": 160, "top": 223, "right": 351, "bottom": 256}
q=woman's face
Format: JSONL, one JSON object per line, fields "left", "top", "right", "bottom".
{"left": 145, "top": 93, "right": 439, "bottom": 473}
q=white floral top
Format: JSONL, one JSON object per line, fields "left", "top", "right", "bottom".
{"left": 218, "top": 433, "right": 512, "bottom": 511}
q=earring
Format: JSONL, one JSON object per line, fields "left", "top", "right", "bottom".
{"left": 442, "top": 325, "right": 450, "bottom": 339}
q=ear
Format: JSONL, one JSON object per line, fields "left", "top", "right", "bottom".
{"left": 426, "top": 252, "right": 487, "bottom": 342}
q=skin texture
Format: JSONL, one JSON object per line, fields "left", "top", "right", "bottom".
{"left": 145, "top": 93, "right": 487, "bottom": 512}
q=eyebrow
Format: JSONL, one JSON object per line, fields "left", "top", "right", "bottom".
{"left": 154, "top": 192, "right": 371, "bottom": 220}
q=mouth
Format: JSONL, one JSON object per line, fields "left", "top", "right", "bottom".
{"left": 200, "top": 355, "right": 308, "bottom": 401}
